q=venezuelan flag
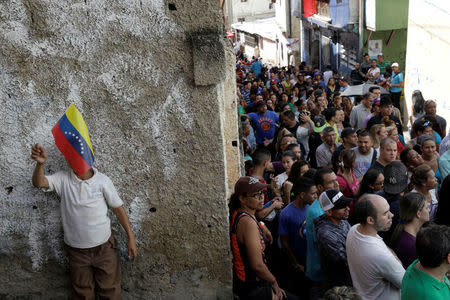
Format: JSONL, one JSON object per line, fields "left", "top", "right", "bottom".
{"left": 51, "top": 104, "right": 95, "bottom": 176}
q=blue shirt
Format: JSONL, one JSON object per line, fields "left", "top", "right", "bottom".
{"left": 305, "top": 200, "right": 325, "bottom": 282}
{"left": 390, "top": 72, "right": 404, "bottom": 93}
{"left": 278, "top": 202, "right": 309, "bottom": 259}
{"left": 248, "top": 110, "right": 279, "bottom": 144}
{"left": 250, "top": 61, "right": 262, "bottom": 75}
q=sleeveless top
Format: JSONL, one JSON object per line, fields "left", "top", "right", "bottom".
{"left": 230, "top": 211, "right": 268, "bottom": 288}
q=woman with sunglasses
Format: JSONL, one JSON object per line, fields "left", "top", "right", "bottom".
{"left": 229, "top": 177, "right": 297, "bottom": 300}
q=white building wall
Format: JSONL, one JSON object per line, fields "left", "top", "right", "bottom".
{"left": 405, "top": 0, "right": 450, "bottom": 132}
{"left": 230, "top": 0, "right": 275, "bottom": 24}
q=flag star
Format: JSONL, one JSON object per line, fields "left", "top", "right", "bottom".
{"left": 68, "top": 131, "right": 71, "bottom": 135}
{"left": 81, "top": 151, "right": 84, "bottom": 154}
{"left": 64, "top": 131, "right": 67, "bottom": 134}
{"left": 72, "top": 134, "right": 75, "bottom": 137}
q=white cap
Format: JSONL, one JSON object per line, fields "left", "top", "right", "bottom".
{"left": 391, "top": 62, "right": 399, "bottom": 67}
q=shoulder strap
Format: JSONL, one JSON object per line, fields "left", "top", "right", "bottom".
{"left": 337, "top": 174, "right": 354, "bottom": 198}
{"left": 371, "top": 149, "right": 377, "bottom": 165}
{"left": 232, "top": 211, "right": 262, "bottom": 235}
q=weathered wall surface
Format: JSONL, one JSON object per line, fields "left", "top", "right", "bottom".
{"left": 0, "top": 0, "right": 237, "bottom": 299}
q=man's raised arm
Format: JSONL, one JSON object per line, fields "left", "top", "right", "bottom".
{"left": 31, "top": 144, "right": 49, "bottom": 188}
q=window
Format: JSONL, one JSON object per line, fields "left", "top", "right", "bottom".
{"left": 316, "top": 0, "right": 330, "bottom": 18}
{"left": 237, "top": 17, "right": 245, "bottom": 23}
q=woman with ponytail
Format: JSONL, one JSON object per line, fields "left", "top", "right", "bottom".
{"left": 391, "top": 192, "right": 430, "bottom": 268}
{"left": 229, "top": 176, "right": 298, "bottom": 300}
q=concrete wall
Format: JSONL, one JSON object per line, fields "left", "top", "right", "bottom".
{"left": 0, "top": 0, "right": 238, "bottom": 298}
{"left": 404, "top": 0, "right": 450, "bottom": 131}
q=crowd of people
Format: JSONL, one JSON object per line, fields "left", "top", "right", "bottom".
{"left": 230, "top": 54, "right": 450, "bottom": 300}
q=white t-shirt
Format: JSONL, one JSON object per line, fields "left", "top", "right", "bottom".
{"left": 45, "top": 168, "right": 123, "bottom": 248}
{"left": 346, "top": 224, "right": 405, "bottom": 300}
{"left": 296, "top": 125, "right": 310, "bottom": 157}
{"left": 275, "top": 172, "right": 288, "bottom": 187}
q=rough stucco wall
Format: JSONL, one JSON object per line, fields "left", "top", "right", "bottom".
{"left": 0, "top": 0, "right": 235, "bottom": 299}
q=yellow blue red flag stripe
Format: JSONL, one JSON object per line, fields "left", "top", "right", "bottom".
{"left": 51, "top": 104, "right": 94, "bottom": 176}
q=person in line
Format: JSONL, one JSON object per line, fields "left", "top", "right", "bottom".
{"left": 229, "top": 176, "right": 297, "bottom": 300}
{"left": 305, "top": 168, "right": 340, "bottom": 299}
{"left": 346, "top": 194, "right": 405, "bottom": 300}
{"left": 401, "top": 224, "right": 450, "bottom": 300}
{"left": 31, "top": 144, "right": 138, "bottom": 299}
{"left": 369, "top": 124, "right": 388, "bottom": 154}
{"left": 412, "top": 100, "right": 447, "bottom": 139}
{"left": 248, "top": 100, "right": 279, "bottom": 147}
{"left": 331, "top": 128, "right": 358, "bottom": 170}
{"left": 409, "top": 164, "right": 438, "bottom": 221}
{"left": 367, "top": 96, "right": 402, "bottom": 136}
{"left": 279, "top": 178, "right": 318, "bottom": 297}
{"left": 315, "top": 189, "right": 353, "bottom": 294}
{"left": 353, "top": 129, "right": 377, "bottom": 181}
{"left": 387, "top": 62, "right": 404, "bottom": 111}
{"left": 350, "top": 93, "right": 372, "bottom": 130}
{"left": 391, "top": 192, "right": 430, "bottom": 269}
{"left": 336, "top": 149, "right": 359, "bottom": 201}
{"left": 316, "top": 127, "right": 341, "bottom": 169}
{"left": 419, "top": 135, "right": 441, "bottom": 184}
{"left": 369, "top": 137, "right": 397, "bottom": 173}
{"left": 355, "top": 169, "right": 384, "bottom": 199}
{"left": 250, "top": 148, "right": 284, "bottom": 221}
{"left": 376, "top": 161, "right": 409, "bottom": 244}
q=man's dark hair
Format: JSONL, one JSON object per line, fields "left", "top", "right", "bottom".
{"left": 362, "top": 92, "right": 371, "bottom": 100}
{"left": 356, "top": 128, "right": 370, "bottom": 138}
{"left": 416, "top": 224, "right": 450, "bottom": 268}
{"left": 282, "top": 110, "right": 296, "bottom": 120}
{"left": 379, "top": 95, "right": 392, "bottom": 107}
{"left": 322, "top": 126, "right": 335, "bottom": 135}
{"left": 314, "top": 168, "right": 334, "bottom": 186}
{"left": 323, "top": 108, "right": 337, "bottom": 122}
{"left": 292, "top": 177, "right": 315, "bottom": 199}
{"left": 369, "top": 86, "right": 380, "bottom": 94}
{"left": 252, "top": 148, "right": 271, "bottom": 166}
{"left": 354, "top": 194, "right": 378, "bottom": 225}
{"left": 240, "top": 115, "right": 249, "bottom": 122}
{"left": 303, "top": 168, "right": 317, "bottom": 180}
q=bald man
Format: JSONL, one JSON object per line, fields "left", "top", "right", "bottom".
{"left": 346, "top": 194, "right": 405, "bottom": 300}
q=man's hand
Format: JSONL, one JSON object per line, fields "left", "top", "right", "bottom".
{"left": 31, "top": 144, "right": 47, "bottom": 164}
{"left": 128, "top": 236, "right": 138, "bottom": 262}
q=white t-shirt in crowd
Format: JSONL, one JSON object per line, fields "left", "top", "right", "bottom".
{"left": 346, "top": 224, "right": 405, "bottom": 300}
{"left": 45, "top": 168, "right": 124, "bottom": 248}
{"left": 296, "top": 125, "right": 310, "bottom": 157}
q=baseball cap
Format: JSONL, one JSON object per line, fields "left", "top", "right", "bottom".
{"left": 234, "top": 176, "right": 268, "bottom": 196}
{"left": 313, "top": 115, "right": 327, "bottom": 133}
{"left": 372, "top": 98, "right": 381, "bottom": 107}
{"left": 383, "top": 161, "right": 408, "bottom": 194}
{"left": 362, "top": 53, "right": 369, "bottom": 57}
{"left": 391, "top": 62, "right": 399, "bottom": 67}
{"left": 318, "top": 189, "right": 352, "bottom": 211}
{"left": 341, "top": 127, "right": 356, "bottom": 139}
